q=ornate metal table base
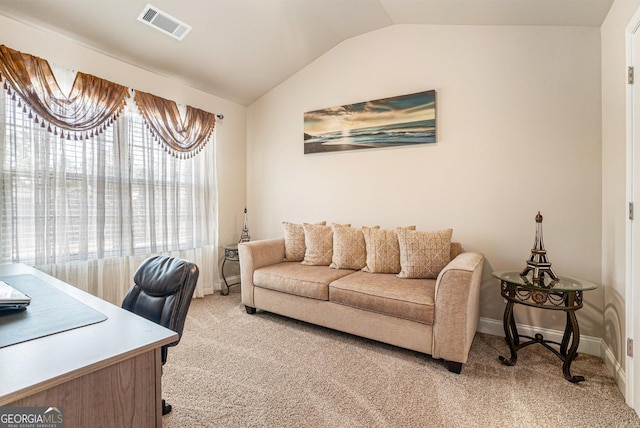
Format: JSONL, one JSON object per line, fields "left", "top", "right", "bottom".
{"left": 221, "top": 245, "right": 240, "bottom": 296}
{"left": 493, "top": 271, "right": 596, "bottom": 383}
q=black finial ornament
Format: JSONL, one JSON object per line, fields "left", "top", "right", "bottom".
{"left": 239, "top": 207, "right": 250, "bottom": 243}
{"left": 520, "top": 211, "right": 558, "bottom": 286}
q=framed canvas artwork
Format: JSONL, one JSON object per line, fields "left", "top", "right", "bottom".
{"left": 303, "top": 90, "right": 436, "bottom": 154}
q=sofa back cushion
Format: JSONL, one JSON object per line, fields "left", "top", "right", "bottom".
{"left": 397, "top": 228, "right": 453, "bottom": 279}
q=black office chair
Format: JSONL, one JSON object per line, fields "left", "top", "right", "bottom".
{"left": 122, "top": 255, "right": 199, "bottom": 416}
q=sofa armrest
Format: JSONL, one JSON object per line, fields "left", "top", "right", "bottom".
{"left": 239, "top": 238, "right": 285, "bottom": 308}
{"left": 431, "top": 251, "right": 484, "bottom": 364}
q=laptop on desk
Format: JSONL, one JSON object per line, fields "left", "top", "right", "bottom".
{"left": 0, "top": 280, "right": 31, "bottom": 311}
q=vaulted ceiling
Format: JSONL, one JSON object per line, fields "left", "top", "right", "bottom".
{"left": 0, "top": 0, "right": 614, "bottom": 106}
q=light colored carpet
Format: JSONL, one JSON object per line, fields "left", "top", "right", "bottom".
{"left": 162, "top": 289, "right": 640, "bottom": 427}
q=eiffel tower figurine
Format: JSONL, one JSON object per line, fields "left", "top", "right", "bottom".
{"left": 239, "top": 207, "right": 251, "bottom": 243}
{"left": 520, "top": 211, "right": 558, "bottom": 286}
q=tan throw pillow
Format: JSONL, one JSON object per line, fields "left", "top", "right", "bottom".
{"left": 397, "top": 228, "right": 453, "bottom": 279}
{"left": 362, "top": 226, "right": 415, "bottom": 274}
{"left": 330, "top": 225, "right": 377, "bottom": 270}
{"left": 302, "top": 223, "right": 334, "bottom": 266}
{"left": 283, "top": 221, "right": 325, "bottom": 262}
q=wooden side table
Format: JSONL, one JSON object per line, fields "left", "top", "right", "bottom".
{"left": 221, "top": 245, "right": 240, "bottom": 296}
{"left": 492, "top": 270, "right": 597, "bottom": 383}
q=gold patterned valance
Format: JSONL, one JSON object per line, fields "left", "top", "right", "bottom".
{"left": 134, "top": 90, "right": 216, "bottom": 159}
{"left": 0, "top": 45, "right": 219, "bottom": 157}
{"left": 0, "top": 45, "right": 129, "bottom": 139}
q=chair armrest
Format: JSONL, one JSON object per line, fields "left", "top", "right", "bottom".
{"left": 431, "top": 251, "right": 484, "bottom": 364}
{"left": 239, "top": 238, "right": 285, "bottom": 308}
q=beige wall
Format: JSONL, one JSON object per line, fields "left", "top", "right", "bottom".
{"left": 247, "top": 24, "right": 603, "bottom": 336}
{"left": 0, "top": 14, "right": 248, "bottom": 287}
{"left": 602, "top": 0, "right": 640, "bottom": 377}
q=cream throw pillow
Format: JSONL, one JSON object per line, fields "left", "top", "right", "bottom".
{"left": 330, "top": 225, "right": 378, "bottom": 270}
{"left": 362, "top": 226, "right": 415, "bottom": 274}
{"left": 283, "top": 221, "right": 325, "bottom": 262}
{"left": 397, "top": 228, "right": 453, "bottom": 279}
{"left": 302, "top": 223, "right": 350, "bottom": 266}
{"left": 302, "top": 223, "right": 333, "bottom": 266}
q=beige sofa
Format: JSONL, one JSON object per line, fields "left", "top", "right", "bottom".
{"left": 238, "top": 226, "right": 484, "bottom": 373}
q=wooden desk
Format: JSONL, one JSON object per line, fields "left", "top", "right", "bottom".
{"left": 0, "top": 263, "right": 178, "bottom": 428}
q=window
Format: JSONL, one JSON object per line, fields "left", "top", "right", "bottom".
{"left": 0, "top": 89, "right": 218, "bottom": 301}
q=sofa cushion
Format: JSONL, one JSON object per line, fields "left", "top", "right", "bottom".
{"left": 330, "top": 224, "right": 377, "bottom": 270}
{"left": 283, "top": 221, "right": 326, "bottom": 262}
{"left": 362, "top": 226, "right": 415, "bottom": 274}
{"left": 329, "top": 271, "right": 435, "bottom": 324}
{"left": 397, "top": 228, "right": 453, "bottom": 279}
{"left": 254, "top": 262, "right": 355, "bottom": 300}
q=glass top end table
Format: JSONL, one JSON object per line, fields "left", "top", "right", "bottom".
{"left": 493, "top": 270, "right": 598, "bottom": 383}
{"left": 492, "top": 270, "right": 598, "bottom": 292}
{"left": 221, "top": 245, "right": 240, "bottom": 296}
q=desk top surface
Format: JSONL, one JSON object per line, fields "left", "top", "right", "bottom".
{"left": 0, "top": 263, "right": 178, "bottom": 405}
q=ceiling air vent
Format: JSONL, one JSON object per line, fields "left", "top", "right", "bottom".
{"left": 137, "top": 4, "right": 192, "bottom": 41}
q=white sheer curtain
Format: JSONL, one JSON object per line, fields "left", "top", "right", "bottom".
{"left": 0, "top": 72, "right": 219, "bottom": 305}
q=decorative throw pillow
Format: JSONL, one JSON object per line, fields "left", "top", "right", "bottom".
{"left": 283, "top": 221, "right": 325, "bottom": 262}
{"left": 397, "top": 228, "right": 453, "bottom": 279}
{"left": 330, "top": 225, "right": 378, "bottom": 270}
{"left": 302, "top": 223, "right": 350, "bottom": 266}
{"left": 362, "top": 226, "right": 415, "bottom": 274}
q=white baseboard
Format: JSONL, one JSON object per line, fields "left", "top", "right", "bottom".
{"left": 477, "top": 317, "right": 603, "bottom": 357}
{"left": 601, "top": 338, "right": 627, "bottom": 399}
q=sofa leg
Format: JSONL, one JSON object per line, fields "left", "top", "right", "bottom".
{"left": 245, "top": 306, "right": 256, "bottom": 314}
{"left": 446, "top": 361, "right": 463, "bottom": 374}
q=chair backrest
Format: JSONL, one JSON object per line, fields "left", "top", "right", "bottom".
{"left": 122, "top": 256, "right": 199, "bottom": 357}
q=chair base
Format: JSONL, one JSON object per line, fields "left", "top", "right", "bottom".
{"left": 162, "top": 399, "right": 172, "bottom": 415}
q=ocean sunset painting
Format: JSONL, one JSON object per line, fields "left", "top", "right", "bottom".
{"left": 303, "top": 90, "right": 436, "bottom": 154}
